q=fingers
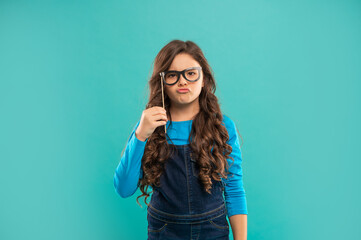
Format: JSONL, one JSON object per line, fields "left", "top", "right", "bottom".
{"left": 155, "top": 119, "right": 167, "bottom": 127}
{"left": 145, "top": 107, "right": 168, "bottom": 126}
{"left": 151, "top": 113, "right": 168, "bottom": 122}
{"left": 150, "top": 107, "right": 167, "bottom": 119}
{"left": 153, "top": 106, "right": 166, "bottom": 114}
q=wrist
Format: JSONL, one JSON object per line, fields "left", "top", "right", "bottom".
{"left": 135, "top": 130, "right": 147, "bottom": 142}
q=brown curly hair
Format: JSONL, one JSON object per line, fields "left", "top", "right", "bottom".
{"left": 135, "top": 39, "right": 243, "bottom": 207}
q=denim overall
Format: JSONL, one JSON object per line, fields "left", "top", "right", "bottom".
{"left": 147, "top": 143, "right": 229, "bottom": 240}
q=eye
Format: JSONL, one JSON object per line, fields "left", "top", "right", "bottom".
{"left": 166, "top": 73, "right": 176, "bottom": 78}
{"left": 187, "top": 71, "right": 196, "bottom": 76}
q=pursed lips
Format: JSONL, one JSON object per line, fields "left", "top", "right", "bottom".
{"left": 177, "top": 88, "right": 190, "bottom": 93}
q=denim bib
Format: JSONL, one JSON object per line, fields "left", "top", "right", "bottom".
{"left": 147, "top": 144, "right": 229, "bottom": 240}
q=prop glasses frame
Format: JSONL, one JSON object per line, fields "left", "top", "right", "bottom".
{"left": 159, "top": 66, "right": 202, "bottom": 86}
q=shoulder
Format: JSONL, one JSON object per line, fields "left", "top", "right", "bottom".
{"left": 221, "top": 114, "right": 237, "bottom": 135}
{"left": 221, "top": 114, "right": 242, "bottom": 149}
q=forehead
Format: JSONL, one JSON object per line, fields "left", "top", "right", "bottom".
{"left": 168, "top": 53, "right": 201, "bottom": 71}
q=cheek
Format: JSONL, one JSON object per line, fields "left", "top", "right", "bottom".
{"left": 196, "top": 82, "right": 203, "bottom": 92}
{"left": 195, "top": 86, "right": 202, "bottom": 95}
{"left": 164, "top": 87, "right": 174, "bottom": 96}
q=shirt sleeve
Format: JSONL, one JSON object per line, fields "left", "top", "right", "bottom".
{"left": 222, "top": 115, "right": 248, "bottom": 217}
{"left": 113, "top": 120, "right": 148, "bottom": 198}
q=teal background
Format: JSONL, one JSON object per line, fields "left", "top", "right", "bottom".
{"left": 1, "top": 0, "right": 360, "bottom": 239}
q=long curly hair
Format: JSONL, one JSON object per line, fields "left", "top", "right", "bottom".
{"left": 135, "top": 39, "right": 243, "bottom": 207}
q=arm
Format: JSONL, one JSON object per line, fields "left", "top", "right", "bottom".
{"left": 222, "top": 115, "right": 248, "bottom": 239}
{"left": 229, "top": 214, "right": 247, "bottom": 240}
{"left": 113, "top": 120, "right": 147, "bottom": 198}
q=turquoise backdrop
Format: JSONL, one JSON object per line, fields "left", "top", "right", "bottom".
{"left": 1, "top": 0, "right": 360, "bottom": 239}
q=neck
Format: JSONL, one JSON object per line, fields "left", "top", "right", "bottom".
{"left": 169, "top": 100, "right": 200, "bottom": 121}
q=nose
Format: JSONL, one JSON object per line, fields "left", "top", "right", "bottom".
{"left": 178, "top": 74, "right": 188, "bottom": 86}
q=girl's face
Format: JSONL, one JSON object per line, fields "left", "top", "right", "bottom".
{"left": 164, "top": 53, "right": 204, "bottom": 108}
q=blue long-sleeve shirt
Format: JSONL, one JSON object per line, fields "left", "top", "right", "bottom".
{"left": 114, "top": 114, "right": 248, "bottom": 217}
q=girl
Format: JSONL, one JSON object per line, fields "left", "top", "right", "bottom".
{"left": 114, "top": 40, "right": 248, "bottom": 240}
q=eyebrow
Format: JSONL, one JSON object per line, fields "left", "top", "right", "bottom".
{"left": 167, "top": 66, "right": 199, "bottom": 71}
